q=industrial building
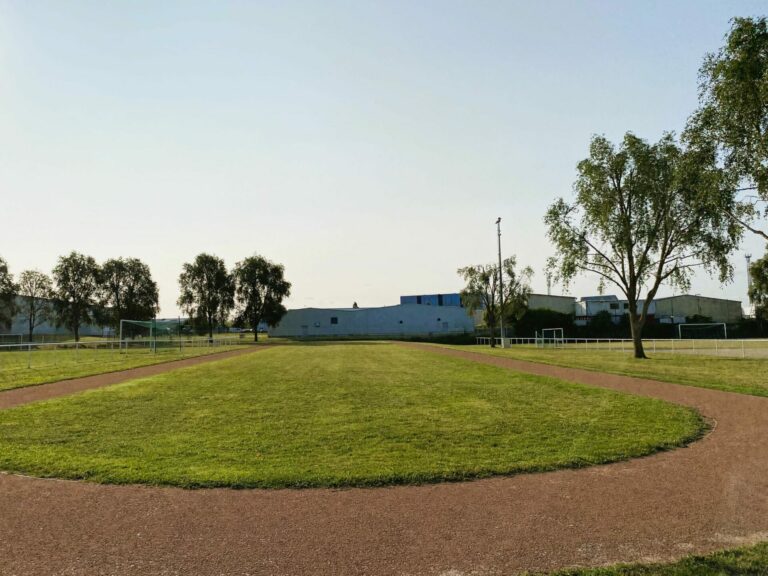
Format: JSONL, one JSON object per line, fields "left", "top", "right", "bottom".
{"left": 269, "top": 304, "right": 475, "bottom": 338}
{"left": 532, "top": 294, "right": 742, "bottom": 326}
{"left": 528, "top": 294, "right": 576, "bottom": 316}
{"left": 400, "top": 293, "right": 462, "bottom": 307}
{"left": 3, "top": 296, "right": 108, "bottom": 339}
{"left": 654, "top": 295, "right": 743, "bottom": 324}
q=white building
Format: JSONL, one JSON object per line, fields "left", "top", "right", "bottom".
{"left": 574, "top": 295, "right": 656, "bottom": 326}
{"left": 269, "top": 304, "right": 475, "bottom": 338}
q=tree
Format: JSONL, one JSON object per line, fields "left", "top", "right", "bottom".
{"left": 99, "top": 257, "right": 159, "bottom": 333}
{"left": 749, "top": 252, "right": 768, "bottom": 320}
{"left": 177, "top": 253, "right": 234, "bottom": 339}
{"left": 685, "top": 17, "right": 768, "bottom": 239}
{"left": 546, "top": 133, "right": 741, "bottom": 359}
{"left": 233, "top": 255, "right": 291, "bottom": 341}
{"left": 17, "top": 270, "right": 54, "bottom": 342}
{"left": 458, "top": 256, "right": 532, "bottom": 347}
{"left": 52, "top": 252, "right": 100, "bottom": 342}
{"left": 0, "top": 257, "right": 17, "bottom": 331}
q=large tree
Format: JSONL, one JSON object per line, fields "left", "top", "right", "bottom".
{"left": 0, "top": 257, "right": 18, "bottom": 331}
{"left": 749, "top": 252, "right": 768, "bottom": 321}
{"left": 177, "top": 253, "right": 234, "bottom": 339}
{"left": 458, "top": 256, "right": 532, "bottom": 347}
{"left": 52, "top": 252, "right": 100, "bottom": 342}
{"left": 17, "top": 270, "right": 54, "bottom": 342}
{"left": 545, "top": 133, "right": 742, "bottom": 359}
{"left": 99, "top": 257, "right": 159, "bottom": 332}
{"left": 233, "top": 254, "right": 291, "bottom": 341}
{"left": 685, "top": 16, "right": 768, "bottom": 239}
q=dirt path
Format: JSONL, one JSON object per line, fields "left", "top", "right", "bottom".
{"left": 1, "top": 342, "right": 766, "bottom": 576}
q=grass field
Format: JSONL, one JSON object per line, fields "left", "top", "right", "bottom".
{"left": 547, "top": 541, "right": 768, "bottom": 575}
{"left": 0, "top": 343, "right": 703, "bottom": 488}
{"left": 448, "top": 345, "right": 768, "bottom": 397}
{"left": 0, "top": 340, "right": 251, "bottom": 391}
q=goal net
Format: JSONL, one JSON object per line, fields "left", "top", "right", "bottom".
{"left": 537, "top": 327, "right": 565, "bottom": 348}
{"left": 677, "top": 323, "right": 727, "bottom": 340}
{"left": 0, "top": 333, "right": 23, "bottom": 346}
{"left": 119, "top": 319, "right": 187, "bottom": 352}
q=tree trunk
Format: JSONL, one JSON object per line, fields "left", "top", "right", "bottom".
{"left": 629, "top": 316, "right": 646, "bottom": 359}
{"left": 488, "top": 320, "right": 496, "bottom": 347}
{"left": 253, "top": 330, "right": 259, "bottom": 342}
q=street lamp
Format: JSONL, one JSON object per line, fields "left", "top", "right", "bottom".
{"left": 496, "top": 217, "right": 505, "bottom": 349}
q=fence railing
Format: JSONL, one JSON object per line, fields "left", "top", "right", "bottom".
{"left": 474, "top": 336, "right": 768, "bottom": 358}
{"left": 0, "top": 336, "right": 249, "bottom": 371}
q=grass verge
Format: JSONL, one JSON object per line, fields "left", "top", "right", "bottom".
{"left": 0, "top": 343, "right": 703, "bottom": 488}
{"left": 0, "top": 343, "right": 252, "bottom": 391}
{"left": 545, "top": 541, "right": 768, "bottom": 575}
{"left": 444, "top": 345, "right": 768, "bottom": 397}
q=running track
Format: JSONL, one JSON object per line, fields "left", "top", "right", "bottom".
{"left": 0, "top": 342, "right": 766, "bottom": 575}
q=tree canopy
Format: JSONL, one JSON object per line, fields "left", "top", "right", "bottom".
{"left": 749, "top": 253, "right": 768, "bottom": 321}
{"left": 458, "top": 256, "right": 532, "bottom": 347}
{"left": 0, "top": 257, "right": 17, "bottom": 331}
{"left": 99, "top": 257, "right": 159, "bottom": 330}
{"left": 17, "top": 270, "right": 54, "bottom": 341}
{"left": 233, "top": 255, "right": 291, "bottom": 341}
{"left": 52, "top": 252, "right": 100, "bottom": 342}
{"left": 178, "top": 253, "right": 234, "bottom": 339}
{"left": 685, "top": 16, "right": 768, "bottom": 239}
{"left": 545, "top": 132, "right": 742, "bottom": 358}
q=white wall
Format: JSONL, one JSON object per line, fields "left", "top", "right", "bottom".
{"left": 270, "top": 304, "right": 475, "bottom": 338}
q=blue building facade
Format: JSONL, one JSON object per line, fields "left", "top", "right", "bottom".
{"left": 400, "top": 293, "right": 463, "bottom": 307}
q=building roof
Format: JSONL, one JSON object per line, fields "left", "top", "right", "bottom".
{"left": 654, "top": 294, "right": 742, "bottom": 304}
{"left": 579, "top": 295, "right": 619, "bottom": 302}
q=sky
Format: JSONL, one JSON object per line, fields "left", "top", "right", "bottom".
{"left": 1, "top": 0, "right": 766, "bottom": 316}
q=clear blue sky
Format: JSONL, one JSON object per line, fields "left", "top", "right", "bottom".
{"left": 1, "top": 1, "right": 765, "bottom": 315}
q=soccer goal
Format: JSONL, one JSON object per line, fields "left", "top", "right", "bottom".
{"left": 0, "top": 333, "right": 23, "bottom": 345}
{"left": 119, "top": 319, "right": 186, "bottom": 353}
{"left": 677, "top": 323, "right": 727, "bottom": 340}
{"left": 537, "top": 327, "right": 565, "bottom": 348}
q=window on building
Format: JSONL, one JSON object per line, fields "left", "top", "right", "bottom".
{"left": 416, "top": 296, "right": 422, "bottom": 304}
{"left": 609, "top": 303, "right": 619, "bottom": 310}
{"left": 330, "top": 317, "right": 338, "bottom": 325}
{"left": 623, "top": 303, "right": 629, "bottom": 309}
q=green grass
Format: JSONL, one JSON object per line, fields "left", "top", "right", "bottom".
{"left": 0, "top": 341, "right": 252, "bottom": 392}
{"left": 0, "top": 343, "right": 703, "bottom": 488}
{"left": 444, "top": 345, "right": 768, "bottom": 397}
{"left": 545, "top": 541, "right": 768, "bottom": 575}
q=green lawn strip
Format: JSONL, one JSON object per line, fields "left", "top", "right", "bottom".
{"left": 541, "top": 541, "right": 768, "bottom": 575}
{"left": 0, "top": 344, "right": 704, "bottom": 488}
{"left": 440, "top": 345, "right": 768, "bottom": 397}
{"left": 0, "top": 344, "right": 253, "bottom": 392}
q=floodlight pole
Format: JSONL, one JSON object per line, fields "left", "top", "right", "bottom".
{"left": 496, "top": 217, "right": 506, "bottom": 349}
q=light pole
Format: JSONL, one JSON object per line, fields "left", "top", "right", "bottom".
{"left": 496, "top": 217, "right": 505, "bottom": 349}
{"left": 746, "top": 254, "right": 753, "bottom": 316}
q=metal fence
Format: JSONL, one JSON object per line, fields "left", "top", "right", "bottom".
{"left": 474, "top": 337, "right": 768, "bottom": 358}
{"left": 0, "top": 336, "right": 248, "bottom": 372}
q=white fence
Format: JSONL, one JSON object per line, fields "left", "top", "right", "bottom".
{"left": 474, "top": 337, "right": 768, "bottom": 358}
{"left": 0, "top": 336, "right": 248, "bottom": 372}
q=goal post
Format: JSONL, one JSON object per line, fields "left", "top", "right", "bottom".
{"left": 677, "top": 323, "right": 727, "bottom": 340}
{"left": 537, "top": 327, "right": 565, "bottom": 348}
{"left": 0, "top": 333, "right": 23, "bottom": 345}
